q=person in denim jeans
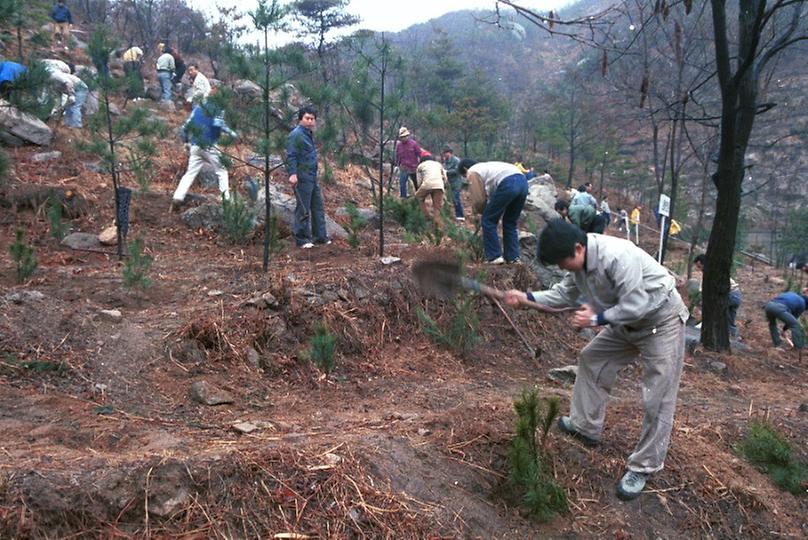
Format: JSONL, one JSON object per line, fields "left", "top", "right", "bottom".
{"left": 763, "top": 290, "right": 808, "bottom": 350}
{"left": 155, "top": 44, "right": 175, "bottom": 102}
{"left": 442, "top": 146, "right": 464, "bottom": 221}
{"left": 395, "top": 127, "right": 421, "bottom": 198}
{"left": 287, "top": 106, "right": 329, "bottom": 249}
{"left": 693, "top": 254, "right": 743, "bottom": 338}
{"left": 46, "top": 68, "right": 88, "bottom": 128}
{"left": 460, "top": 159, "right": 528, "bottom": 264}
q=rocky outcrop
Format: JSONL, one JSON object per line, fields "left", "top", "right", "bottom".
{"left": 0, "top": 99, "right": 54, "bottom": 146}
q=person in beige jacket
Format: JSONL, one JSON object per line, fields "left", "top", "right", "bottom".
{"left": 414, "top": 154, "right": 446, "bottom": 225}
{"left": 504, "top": 218, "right": 689, "bottom": 501}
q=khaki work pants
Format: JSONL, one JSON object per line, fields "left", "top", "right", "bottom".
{"left": 569, "top": 299, "right": 686, "bottom": 474}
{"left": 173, "top": 145, "right": 230, "bottom": 202}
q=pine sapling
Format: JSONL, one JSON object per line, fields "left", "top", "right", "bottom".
{"left": 9, "top": 229, "right": 37, "bottom": 283}
{"left": 122, "top": 236, "right": 152, "bottom": 291}
{"left": 303, "top": 321, "right": 337, "bottom": 374}
{"left": 222, "top": 192, "right": 257, "bottom": 244}
{"left": 344, "top": 201, "right": 368, "bottom": 249}
{"left": 508, "top": 389, "right": 567, "bottom": 521}
{"left": 47, "top": 193, "right": 68, "bottom": 240}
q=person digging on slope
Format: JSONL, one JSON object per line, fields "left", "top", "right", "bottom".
{"left": 504, "top": 218, "right": 689, "bottom": 500}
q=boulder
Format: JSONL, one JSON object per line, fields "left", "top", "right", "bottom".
{"left": 180, "top": 203, "right": 224, "bottom": 231}
{"left": 61, "top": 232, "right": 101, "bottom": 250}
{"left": 519, "top": 231, "right": 566, "bottom": 288}
{"left": 335, "top": 205, "right": 380, "bottom": 229}
{"left": 0, "top": 99, "right": 54, "bottom": 146}
{"left": 98, "top": 225, "right": 117, "bottom": 245}
{"left": 83, "top": 91, "right": 100, "bottom": 117}
{"left": 233, "top": 79, "right": 262, "bottom": 98}
{"left": 30, "top": 151, "right": 62, "bottom": 162}
{"left": 523, "top": 173, "right": 559, "bottom": 225}
{"left": 256, "top": 184, "right": 348, "bottom": 240}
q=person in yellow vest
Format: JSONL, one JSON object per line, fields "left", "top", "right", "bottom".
{"left": 669, "top": 219, "right": 681, "bottom": 236}
{"left": 630, "top": 205, "right": 642, "bottom": 244}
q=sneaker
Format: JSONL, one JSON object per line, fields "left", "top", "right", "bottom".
{"left": 486, "top": 256, "right": 506, "bottom": 265}
{"left": 616, "top": 471, "right": 648, "bottom": 500}
{"left": 557, "top": 416, "right": 599, "bottom": 447}
{"left": 455, "top": 217, "right": 465, "bottom": 222}
{"left": 300, "top": 242, "right": 314, "bottom": 249}
{"left": 507, "top": 258, "right": 521, "bottom": 264}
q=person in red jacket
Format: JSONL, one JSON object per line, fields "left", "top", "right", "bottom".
{"left": 395, "top": 126, "right": 421, "bottom": 198}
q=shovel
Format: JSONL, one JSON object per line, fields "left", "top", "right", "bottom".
{"left": 412, "top": 259, "right": 576, "bottom": 314}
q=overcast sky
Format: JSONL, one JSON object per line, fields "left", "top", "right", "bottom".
{"left": 188, "top": 0, "right": 575, "bottom": 33}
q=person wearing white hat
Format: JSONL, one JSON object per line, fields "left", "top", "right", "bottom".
{"left": 395, "top": 126, "right": 422, "bottom": 198}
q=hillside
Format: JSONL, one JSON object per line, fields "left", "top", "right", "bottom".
{"left": 1, "top": 1, "right": 807, "bottom": 537}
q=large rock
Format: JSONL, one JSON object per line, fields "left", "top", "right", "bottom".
{"left": 0, "top": 99, "right": 54, "bottom": 146}
{"left": 335, "top": 206, "right": 380, "bottom": 229}
{"left": 61, "top": 232, "right": 101, "bottom": 250}
{"left": 519, "top": 231, "right": 567, "bottom": 289}
{"left": 523, "top": 173, "right": 559, "bottom": 226}
{"left": 233, "top": 79, "right": 262, "bottom": 98}
{"left": 256, "top": 184, "right": 348, "bottom": 240}
{"left": 180, "top": 203, "right": 224, "bottom": 231}
{"left": 189, "top": 381, "right": 234, "bottom": 405}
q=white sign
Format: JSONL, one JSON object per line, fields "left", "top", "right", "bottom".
{"left": 658, "top": 194, "right": 671, "bottom": 218}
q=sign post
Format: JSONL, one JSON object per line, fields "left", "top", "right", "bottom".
{"left": 657, "top": 194, "right": 671, "bottom": 263}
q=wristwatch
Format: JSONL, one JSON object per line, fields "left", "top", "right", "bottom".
{"left": 590, "top": 314, "right": 598, "bottom": 327}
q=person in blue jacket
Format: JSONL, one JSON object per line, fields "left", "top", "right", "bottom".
{"left": 287, "top": 105, "right": 329, "bottom": 249}
{"left": 764, "top": 288, "right": 808, "bottom": 349}
{"left": 50, "top": 1, "right": 73, "bottom": 50}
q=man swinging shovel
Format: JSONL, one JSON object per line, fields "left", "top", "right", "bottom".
{"left": 503, "top": 218, "right": 689, "bottom": 501}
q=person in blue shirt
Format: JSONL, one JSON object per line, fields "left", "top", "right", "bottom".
{"left": 287, "top": 105, "right": 329, "bottom": 249}
{"left": 764, "top": 289, "right": 808, "bottom": 349}
{"left": 50, "top": 1, "right": 73, "bottom": 50}
{"left": 171, "top": 89, "right": 237, "bottom": 209}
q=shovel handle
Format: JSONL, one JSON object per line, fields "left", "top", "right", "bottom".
{"left": 462, "top": 277, "right": 575, "bottom": 314}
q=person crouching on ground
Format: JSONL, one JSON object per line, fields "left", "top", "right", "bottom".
{"left": 459, "top": 159, "right": 528, "bottom": 265}
{"left": 415, "top": 153, "right": 446, "bottom": 226}
{"left": 171, "top": 87, "right": 236, "bottom": 210}
{"left": 763, "top": 288, "right": 808, "bottom": 350}
{"left": 693, "top": 254, "right": 742, "bottom": 339}
{"left": 504, "top": 218, "right": 689, "bottom": 500}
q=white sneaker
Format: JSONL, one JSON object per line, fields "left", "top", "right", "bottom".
{"left": 456, "top": 217, "right": 465, "bottom": 222}
{"left": 486, "top": 256, "right": 505, "bottom": 265}
{"left": 300, "top": 242, "right": 314, "bottom": 249}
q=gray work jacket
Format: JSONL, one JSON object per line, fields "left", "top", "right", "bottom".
{"left": 531, "top": 234, "right": 689, "bottom": 327}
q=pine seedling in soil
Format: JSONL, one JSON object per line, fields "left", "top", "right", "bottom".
{"left": 736, "top": 420, "right": 807, "bottom": 496}
{"left": 222, "top": 192, "right": 257, "bottom": 244}
{"left": 444, "top": 214, "right": 484, "bottom": 262}
{"left": 303, "top": 322, "right": 337, "bottom": 375}
{"left": 47, "top": 193, "right": 68, "bottom": 240}
{"left": 9, "top": 229, "right": 37, "bottom": 283}
{"left": 417, "top": 296, "right": 480, "bottom": 355}
{"left": 122, "top": 236, "right": 152, "bottom": 291}
{"left": 344, "top": 201, "right": 368, "bottom": 249}
{"left": 508, "top": 389, "right": 567, "bottom": 521}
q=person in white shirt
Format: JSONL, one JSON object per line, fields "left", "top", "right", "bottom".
{"left": 186, "top": 64, "right": 211, "bottom": 105}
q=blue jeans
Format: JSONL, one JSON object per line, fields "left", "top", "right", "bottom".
{"left": 399, "top": 168, "right": 416, "bottom": 198}
{"left": 157, "top": 71, "right": 173, "bottom": 101}
{"left": 448, "top": 176, "right": 464, "bottom": 218}
{"left": 481, "top": 174, "right": 528, "bottom": 261}
{"left": 64, "top": 86, "right": 88, "bottom": 128}
{"left": 294, "top": 176, "right": 328, "bottom": 246}
{"left": 728, "top": 289, "right": 741, "bottom": 337}
{"left": 765, "top": 301, "right": 804, "bottom": 349}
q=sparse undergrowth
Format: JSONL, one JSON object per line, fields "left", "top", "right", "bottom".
{"left": 417, "top": 296, "right": 480, "bottom": 355}
{"left": 123, "top": 236, "right": 152, "bottom": 291}
{"left": 302, "top": 321, "right": 338, "bottom": 374}
{"left": 9, "top": 229, "right": 37, "bottom": 283}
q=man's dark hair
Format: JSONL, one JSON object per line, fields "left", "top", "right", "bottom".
{"left": 577, "top": 184, "right": 588, "bottom": 192}
{"left": 458, "top": 158, "right": 476, "bottom": 176}
{"left": 297, "top": 105, "right": 317, "bottom": 120}
{"left": 442, "top": 146, "right": 453, "bottom": 153}
{"left": 554, "top": 200, "right": 569, "bottom": 213}
{"left": 693, "top": 254, "right": 707, "bottom": 266}
{"left": 419, "top": 153, "right": 433, "bottom": 163}
{"left": 538, "top": 218, "right": 587, "bottom": 266}
{"left": 163, "top": 46, "right": 173, "bottom": 55}
{"left": 187, "top": 63, "right": 198, "bottom": 70}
